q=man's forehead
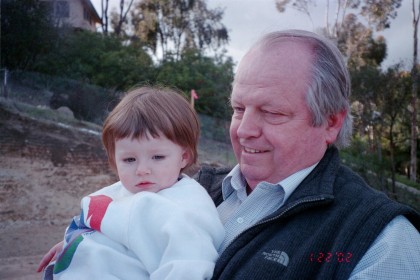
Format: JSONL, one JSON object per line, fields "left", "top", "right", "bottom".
{"left": 240, "top": 42, "right": 313, "bottom": 68}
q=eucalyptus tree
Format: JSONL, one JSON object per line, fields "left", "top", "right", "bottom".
{"left": 381, "top": 67, "right": 412, "bottom": 191}
{"left": 275, "top": 0, "right": 402, "bottom": 37}
{"left": 351, "top": 64, "right": 412, "bottom": 195}
{"left": 372, "top": 66, "right": 412, "bottom": 196}
{"left": 275, "top": 0, "right": 401, "bottom": 68}
{"left": 409, "top": 0, "right": 419, "bottom": 182}
{"left": 99, "top": 0, "right": 110, "bottom": 34}
{"left": 110, "top": 0, "right": 136, "bottom": 36}
{"left": 130, "top": 0, "right": 229, "bottom": 59}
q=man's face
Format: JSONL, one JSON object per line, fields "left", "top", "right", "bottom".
{"left": 230, "top": 40, "right": 338, "bottom": 189}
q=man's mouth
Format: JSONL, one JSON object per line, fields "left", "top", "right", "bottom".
{"left": 243, "top": 147, "right": 266, "bottom": 153}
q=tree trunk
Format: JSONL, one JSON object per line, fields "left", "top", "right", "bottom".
{"left": 410, "top": 0, "right": 419, "bottom": 182}
{"left": 101, "top": 0, "right": 109, "bottom": 34}
{"left": 389, "top": 121, "right": 397, "bottom": 199}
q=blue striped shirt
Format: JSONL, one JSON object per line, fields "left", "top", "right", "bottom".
{"left": 217, "top": 164, "right": 420, "bottom": 279}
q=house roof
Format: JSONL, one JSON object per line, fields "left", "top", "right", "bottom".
{"left": 82, "top": 0, "right": 102, "bottom": 24}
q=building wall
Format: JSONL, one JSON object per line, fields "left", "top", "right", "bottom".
{"left": 42, "top": 0, "right": 100, "bottom": 32}
{"left": 67, "top": 0, "right": 97, "bottom": 31}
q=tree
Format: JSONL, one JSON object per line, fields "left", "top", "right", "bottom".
{"left": 275, "top": 0, "right": 401, "bottom": 68}
{"left": 93, "top": 43, "right": 155, "bottom": 90}
{"left": 409, "top": 0, "right": 420, "bottom": 182}
{"left": 110, "top": 0, "right": 136, "bottom": 36}
{"left": 337, "top": 14, "right": 387, "bottom": 68}
{"left": 380, "top": 66, "right": 412, "bottom": 196}
{"left": 33, "top": 31, "right": 154, "bottom": 90}
{"left": 351, "top": 64, "right": 412, "bottom": 195}
{"left": 276, "top": 0, "right": 402, "bottom": 37}
{"left": 101, "top": 0, "right": 110, "bottom": 34}
{"left": 156, "top": 49, "right": 234, "bottom": 119}
{"left": 350, "top": 65, "right": 387, "bottom": 191}
{"left": 130, "top": 0, "right": 229, "bottom": 59}
{"left": 1, "top": 0, "right": 57, "bottom": 70}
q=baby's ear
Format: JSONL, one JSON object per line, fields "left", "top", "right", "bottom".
{"left": 181, "top": 149, "right": 191, "bottom": 168}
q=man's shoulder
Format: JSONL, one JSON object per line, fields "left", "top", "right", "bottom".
{"left": 332, "top": 164, "right": 420, "bottom": 231}
{"left": 193, "top": 165, "right": 232, "bottom": 205}
{"left": 194, "top": 165, "right": 231, "bottom": 185}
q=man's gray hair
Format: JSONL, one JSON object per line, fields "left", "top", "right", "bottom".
{"left": 251, "top": 29, "right": 353, "bottom": 148}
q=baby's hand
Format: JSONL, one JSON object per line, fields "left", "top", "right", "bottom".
{"left": 36, "top": 241, "right": 63, "bottom": 273}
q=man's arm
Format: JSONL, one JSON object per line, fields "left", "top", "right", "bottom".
{"left": 349, "top": 215, "right": 420, "bottom": 279}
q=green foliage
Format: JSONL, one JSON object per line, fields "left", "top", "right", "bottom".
{"left": 341, "top": 144, "right": 419, "bottom": 211}
{"left": 1, "top": 0, "right": 58, "bottom": 70}
{"left": 91, "top": 44, "right": 155, "bottom": 90}
{"left": 33, "top": 31, "right": 154, "bottom": 91}
{"left": 156, "top": 49, "right": 234, "bottom": 119}
{"left": 2, "top": 0, "right": 234, "bottom": 122}
{"left": 350, "top": 63, "right": 419, "bottom": 181}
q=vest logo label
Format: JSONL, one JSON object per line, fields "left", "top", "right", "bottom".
{"left": 262, "top": 250, "right": 289, "bottom": 266}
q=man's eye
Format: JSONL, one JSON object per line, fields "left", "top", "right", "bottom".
{"left": 262, "top": 110, "right": 279, "bottom": 115}
{"left": 262, "top": 111, "right": 290, "bottom": 124}
{"left": 123, "top": 157, "right": 136, "bottom": 163}
{"left": 152, "top": 155, "right": 165, "bottom": 160}
{"left": 233, "top": 106, "right": 245, "bottom": 113}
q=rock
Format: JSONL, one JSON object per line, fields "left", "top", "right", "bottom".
{"left": 56, "top": 106, "right": 74, "bottom": 119}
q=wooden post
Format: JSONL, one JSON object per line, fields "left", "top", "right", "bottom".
{"left": 190, "top": 93, "right": 195, "bottom": 108}
{"left": 2, "top": 69, "right": 8, "bottom": 99}
{"left": 190, "top": 89, "right": 198, "bottom": 109}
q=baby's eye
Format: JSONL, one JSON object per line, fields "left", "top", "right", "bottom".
{"left": 152, "top": 155, "right": 165, "bottom": 160}
{"left": 123, "top": 157, "right": 136, "bottom": 163}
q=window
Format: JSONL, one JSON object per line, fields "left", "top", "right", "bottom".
{"left": 55, "top": 1, "right": 69, "bottom": 18}
{"left": 83, "top": 7, "right": 90, "bottom": 21}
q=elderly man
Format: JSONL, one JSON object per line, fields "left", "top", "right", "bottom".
{"left": 196, "top": 30, "right": 420, "bottom": 279}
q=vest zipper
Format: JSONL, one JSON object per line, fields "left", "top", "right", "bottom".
{"left": 223, "top": 195, "right": 329, "bottom": 251}
{"left": 256, "top": 195, "right": 329, "bottom": 225}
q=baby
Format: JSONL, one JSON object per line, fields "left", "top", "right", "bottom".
{"left": 44, "top": 86, "right": 224, "bottom": 280}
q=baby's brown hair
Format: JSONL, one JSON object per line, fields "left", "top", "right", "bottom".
{"left": 102, "top": 86, "right": 200, "bottom": 172}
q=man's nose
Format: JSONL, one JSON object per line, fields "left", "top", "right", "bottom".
{"left": 236, "top": 109, "right": 262, "bottom": 138}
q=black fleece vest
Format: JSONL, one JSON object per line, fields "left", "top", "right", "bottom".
{"left": 196, "top": 147, "right": 420, "bottom": 280}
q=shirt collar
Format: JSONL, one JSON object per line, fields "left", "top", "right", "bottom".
{"left": 221, "top": 163, "right": 319, "bottom": 202}
{"left": 279, "top": 163, "right": 318, "bottom": 202}
{"left": 221, "top": 165, "right": 246, "bottom": 200}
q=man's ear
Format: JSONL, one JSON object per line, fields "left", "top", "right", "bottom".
{"left": 325, "top": 110, "right": 346, "bottom": 144}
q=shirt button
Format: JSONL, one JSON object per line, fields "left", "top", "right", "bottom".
{"left": 237, "top": 217, "right": 244, "bottom": 224}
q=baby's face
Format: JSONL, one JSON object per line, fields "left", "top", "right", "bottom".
{"left": 114, "top": 133, "right": 189, "bottom": 194}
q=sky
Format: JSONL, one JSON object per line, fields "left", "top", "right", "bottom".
{"left": 91, "top": 0, "right": 417, "bottom": 70}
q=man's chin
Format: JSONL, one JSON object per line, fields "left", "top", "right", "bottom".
{"left": 239, "top": 163, "right": 270, "bottom": 186}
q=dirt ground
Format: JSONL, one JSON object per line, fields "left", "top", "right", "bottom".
{"left": 0, "top": 156, "right": 117, "bottom": 279}
{"left": 0, "top": 99, "right": 233, "bottom": 279}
